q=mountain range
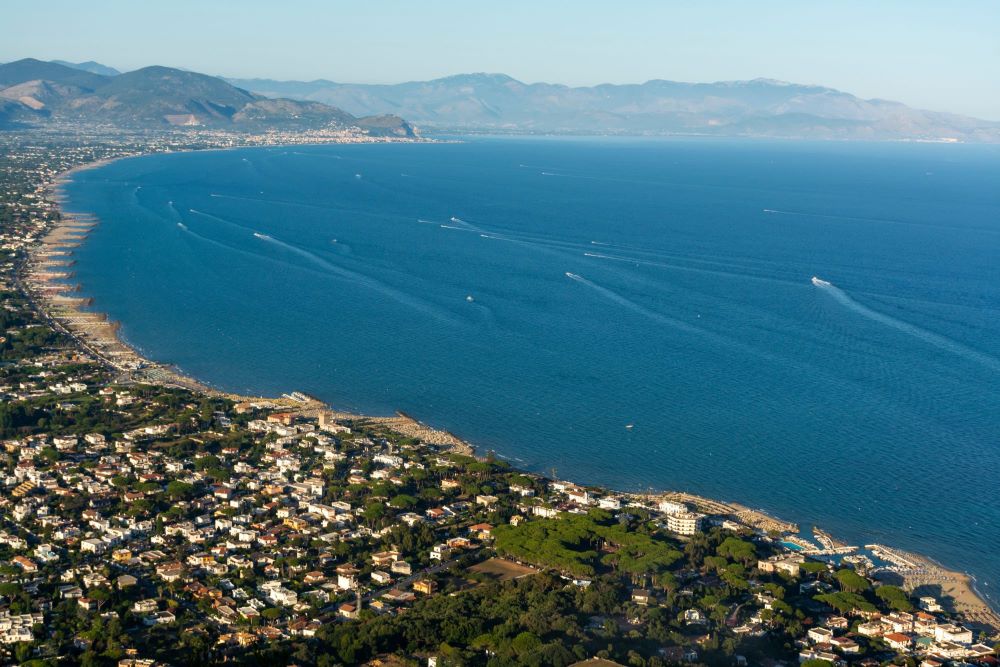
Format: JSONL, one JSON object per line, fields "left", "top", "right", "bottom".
{"left": 3, "top": 58, "right": 998, "bottom": 142}
{"left": 229, "top": 72, "right": 1000, "bottom": 142}
{"left": 0, "top": 59, "right": 416, "bottom": 136}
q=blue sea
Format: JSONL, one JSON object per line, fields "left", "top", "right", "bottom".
{"left": 64, "top": 137, "right": 1000, "bottom": 605}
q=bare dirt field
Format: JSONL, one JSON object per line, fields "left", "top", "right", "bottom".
{"left": 469, "top": 558, "right": 539, "bottom": 581}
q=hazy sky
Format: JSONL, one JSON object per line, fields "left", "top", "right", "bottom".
{"left": 3, "top": 0, "right": 998, "bottom": 119}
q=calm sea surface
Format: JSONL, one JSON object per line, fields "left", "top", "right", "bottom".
{"left": 64, "top": 137, "right": 1000, "bottom": 604}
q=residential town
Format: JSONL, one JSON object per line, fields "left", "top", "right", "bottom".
{"left": 0, "top": 129, "right": 997, "bottom": 666}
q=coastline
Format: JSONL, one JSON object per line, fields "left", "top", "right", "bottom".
{"left": 33, "top": 137, "right": 435, "bottom": 407}
{"left": 24, "top": 142, "right": 1000, "bottom": 636}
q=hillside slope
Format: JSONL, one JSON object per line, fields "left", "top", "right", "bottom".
{"left": 0, "top": 59, "right": 415, "bottom": 135}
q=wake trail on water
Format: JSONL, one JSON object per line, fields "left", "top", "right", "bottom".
{"left": 253, "top": 231, "right": 339, "bottom": 273}
{"left": 764, "top": 208, "right": 915, "bottom": 227}
{"left": 210, "top": 192, "right": 409, "bottom": 223}
{"left": 764, "top": 208, "right": 998, "bottom": 235}
{"left": 518, "top": 163, "right": 563, "bottom": 171}
{"left": 467, "top": 300, "right": 497, "bottom": 330}
{"left": 176, "top": 205, "right": 345, "bottom": 271}
{"left": 480, "top": 232, "right": 573, "bottom": 262}
{"left": 252, "top": 232, "right": 462, "bottom": 327}
{"left": 565, "top": 272, "right": 852, "bottom": 382}
{"left": 448, "top": 216, "right": 486, "bottom": 233}
{"left": 476, "top": 225, "right": 773, "bottom": 292}
{"left": 187, "top": 207, "right": 460, "bottom": 325}
{"left": 176, "top": 206, "right": 459, "bottom": 325}
{"left": 189, "top": 208, "right": 256, "bottom": 234}
{"left": 210, "top": 192, "right": 338, "bottom": 213}
{"left": 589, "top": 238, "right": 752, "bottom": 265}
{"left": 565, "top": 272, "right": 703, "bottom": 336}
{"left": 175, "top": 218, "right": 264, "bottom": 264}
{"left": 473, "top": 226, "right": 787, "bottom": 279}
{"left": 584, "top": 251, "right": 797, "bottom": 287}
{"left": 165, "top": 200, "right": 187, "bottom": 223}
{"left": 813, "top": 278, "right": 1000, "bottom": 372}
{"left": 580, "top": 239, "right": 796, "bottom": 276}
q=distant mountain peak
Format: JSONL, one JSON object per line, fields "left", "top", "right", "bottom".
{"left": 0, "top": 59, "right": 109, "bottom": 92}
{"left": 747, "top": 77, "right": 795, "bottom": 86}
{"left": 51, "top": 60, "right": 120, "bottom": 77}
{"left": 435, "top": 72, "right": 520, "bottom": 85}
{"left": 0, "top": 57, "right": 416, "bottom": 135}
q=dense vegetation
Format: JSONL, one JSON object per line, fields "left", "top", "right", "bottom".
{"left": 494, "top": 510, "right": 682, "bottom": 579}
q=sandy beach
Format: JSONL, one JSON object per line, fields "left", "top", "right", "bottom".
{"left": 872, "top": 544, "right": 1000, "bottom": 634}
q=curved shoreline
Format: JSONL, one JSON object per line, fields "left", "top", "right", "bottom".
{"left": 28, "top": 145, "right": 1000, "bottom": 633}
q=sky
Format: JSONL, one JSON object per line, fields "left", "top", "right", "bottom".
{"left": 2, "top": 0, "right": 999, "bottom": 120}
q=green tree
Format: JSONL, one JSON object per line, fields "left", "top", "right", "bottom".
{"left": 875, "top": 585, "right": 913, "bottom": 611}
{"left": 165, "top": 480, "right": 195, "bottom": 501}
{"left": 511, "top": 631, "right": 543, "bottom": 655}
{"left": 835, "top": 568, "right": 871, "bottom": 593}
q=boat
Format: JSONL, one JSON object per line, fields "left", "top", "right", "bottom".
{"left": 253, "top": 232, "right": 271, "bottom": 240}
{"left": 465, "top": 295, "right": 474, "bottom": 302}
{"left": 811, "top": 276, "right": 831, "bottom": 288}
{"left": 625, "top": 424, "right": 635, "bottom": 430}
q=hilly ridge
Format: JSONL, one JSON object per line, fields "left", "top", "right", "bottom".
{"left": 0, "top": 59, "right": 416, "bottom": 136}
{"left": 0, "top": 58, "right": 108, "bottom": 91}
{"left": 229, "top": 72, "right": 1000, "bottom": 142}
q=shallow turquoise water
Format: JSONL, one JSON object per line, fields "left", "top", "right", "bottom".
{"left": 65, "top": 137, "right": 1000, "bottom": 605}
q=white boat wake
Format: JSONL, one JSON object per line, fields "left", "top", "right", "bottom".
{"left": 253, "top": 232, "right": 462, "bottom": 327}
{"left": 584, "top": 251, "right": 795, "bottom": 286}
{"left": 565, "top": 271, "right": 703, "bottom": 335}
{"left": 812, "top": 276, "right": 1000, "bottom": 372}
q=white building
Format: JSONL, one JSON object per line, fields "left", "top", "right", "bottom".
{"left": 80, "top": 537, "right": 107, "bottom": 554}
{"left": 666, "top": 511, "right": 705, "bottom": 535}
{"left": 598, "top": 496, "right": 622, "bottom": 510}
{"left": 808, "top": 627, "right": 834, "bottom": 644}
{"left": 934, "top": 624, "right": 973, "bottom": 645}
{"left": 430, "top": 544, "right": 452, "bottom": 561}
{"left": 919, "top": 596, "right": 943, "bottom": 613}
{"left": 658, "top": 500, "right": 687, "bottom": 515}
